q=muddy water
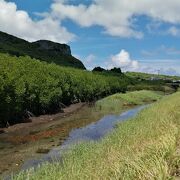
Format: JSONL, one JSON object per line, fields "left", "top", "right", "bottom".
{"left": 0, "top": 104, "right": 120, "bottom": 177}
{"left": 0, "top": 104, "right": 147, "bottom": 178}
{"left": 21, "top": 105, "right": 147, "bottom": 171}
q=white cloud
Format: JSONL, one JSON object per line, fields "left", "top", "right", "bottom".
{"left": 160, "top": 68, "right": 179, "bottom": 76}
{"left": 139, "top": 66, "right": 180, "bottom": 76}
{"left": 141, "top": 45, "right": 180, "bottom": 57}
{"left": 139, "top": 59, "right": 180, "bottom": 76}
{"left": 50, "top": 0, "right": 180, "bottom": 38}
{"left": 83, "top": 54, "right": 97, "bottom": 70}
{"left": 146, "top": 21, "right": 163, "bottom": 35}
{"left": 0, "top": 0, "right": 75, "bottom": 43}
{"left": 85, "top": 54, "right": 96, "bottom": 64}
{"left": 74, "top": 54, "right": 98, "bottom": 70}
{"left": 107, "top": 50, "right": 180, "bottom": 76}
{"left": 107, "top": 50, "right": 140, "bottom": 71}
{"left": 167, "top": 26, "right": 180, "bottom": 36}
{"left": 2, "top": 0, "right": 180, "bottom": 42}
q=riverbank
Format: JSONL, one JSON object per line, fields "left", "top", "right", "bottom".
{"left": 0, "top": 103, "right": 86, "bottom": 176}
{"left": 0, "top": 103, "right": 85, "bottom": 137}
{"left": 12, "top": 91, "right": 180, "bottom": 179}
{"left": 0, "top": 90, "right": 162, "bottom": 178}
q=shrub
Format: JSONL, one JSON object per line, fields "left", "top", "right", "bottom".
{"left": 0, "top": 53, "right": 129, "bottom": 126}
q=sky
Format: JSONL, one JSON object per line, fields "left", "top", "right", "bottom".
{"left": 1, "top": 0, "right": 180, "bottom": 75}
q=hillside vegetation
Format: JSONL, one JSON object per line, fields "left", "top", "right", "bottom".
{"left": 0, "top": 31, "right": 85, "bottom": 69}
{"left": 126, "top": 71, "right": 180, "bottom": 81}
{"left": 92, "top": 68, "right": 178, "bottom": 93}
{"left": 13, "top": 92, "right": 180, "bottom": 179}
{"left": 0, "top": 51, "right": 177, "bottom": 127}
{"left": 0, "top": 53, "right": 129, "bottom": 127}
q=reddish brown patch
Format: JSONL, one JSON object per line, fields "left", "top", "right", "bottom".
{"left": 6, "top": 126, "right": 68, "bottom": 144}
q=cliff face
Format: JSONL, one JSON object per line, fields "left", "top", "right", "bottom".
{"left": 33, "top": 40, "right": 71, "bottom": 55}
{"left": 0, "top": 31, "right": 85, "bottom": 69}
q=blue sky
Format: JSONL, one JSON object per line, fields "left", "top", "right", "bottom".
{"left": 1, "top": 0, "right": 180, "bottom": 75}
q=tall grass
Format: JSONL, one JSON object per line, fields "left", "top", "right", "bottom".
{"left": 13, "top": 92, "right": 180, "bottom": 180}
{"left": 95, "top": 90, "right": 162, "bottom": 113}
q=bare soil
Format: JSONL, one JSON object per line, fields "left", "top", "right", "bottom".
{"left": 0, "top": 103, "right": 87, "bottom": 177}
{"left": 0, "top": 103, "right": 85, "bottom": 138}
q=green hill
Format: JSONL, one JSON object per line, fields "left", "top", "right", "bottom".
{"left": 0, "top": 31, "right": 85, "bottom": 69}
{"left": 126, "top": 71, "right": 180, "bottom": 81}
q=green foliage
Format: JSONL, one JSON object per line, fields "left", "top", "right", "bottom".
{"left": 95, "top": 90, "right": 162, "bottom": 112}
{"left": 0, "top": 53, "right": 129, "bottom": 126}
{"left": 110, "top": 67, "right": 122, "bottom": 74}
{"left": 92, "top": 66, "right": 123, "bottom": 76}
{"left": 126, "top": 71, "right": 180, "bottom": 81}
{"left": 92, "top": 66, "right": 105, "bottom": 72}
{"left": 125, "top": 73, "right": 178, "bottom": 93}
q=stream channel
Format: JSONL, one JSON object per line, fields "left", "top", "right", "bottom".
{"left": 22, "top": 105, "right": 147, "bottom": 171}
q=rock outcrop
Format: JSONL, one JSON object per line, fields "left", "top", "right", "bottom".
{"left": 33, "top": 40, "right": 71, "bottom": 55}
{"left": 0, "top": 31, "right": 85, "bottom": 69}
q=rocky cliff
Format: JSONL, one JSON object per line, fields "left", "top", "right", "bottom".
{"left": 0, "top": 31, "right": 85, "bottom": 69}
{"left": 33, "top": 40, "right": 71, "bottom": 55}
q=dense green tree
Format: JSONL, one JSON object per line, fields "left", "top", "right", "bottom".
{"left": 92, "top": 67, "right": 106, "bottom": 72}
{"left": 110, "top": 67, "right": 122, "bottom": 74}
{"left": 0, "top": 53, "right": 129, "bottom": 127}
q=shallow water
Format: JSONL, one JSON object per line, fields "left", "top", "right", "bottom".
{"left": 21, "top": 105, "right": 147, "bottom": 171}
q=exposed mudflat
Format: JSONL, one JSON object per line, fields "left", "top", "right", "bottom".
{"left": 0, "top": 101, "right": 147, "bottom": 178}
{"left": 0, "top": 103, "right": 89, "bottom": 176}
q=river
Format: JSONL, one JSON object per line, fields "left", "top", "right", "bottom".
{"left": 21, "top": 105, "right": 147, "bottom": 171}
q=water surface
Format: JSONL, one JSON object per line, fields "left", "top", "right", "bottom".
{"left": 22, "top": 105, "right": 147, "bottom": 170}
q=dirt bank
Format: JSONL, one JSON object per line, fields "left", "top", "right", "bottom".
{"left": 0, "top": 103, "right": 85, "bottom": 138}
{"left": 0, "top": 103, "right": 87, "bottom": 176}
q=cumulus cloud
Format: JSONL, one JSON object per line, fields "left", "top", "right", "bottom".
{"left": 107, "top": 50, "right": 139, "bottom": 71}
{"left": 2, "top": 0, "right": 180, "bottom": 41}
{"left": 0, "top": 0, "right": 75, "bottom": 43}
{"left": 50, "top": 0, "right": 180, "bottom": 38}
{"left": 107, "top": 50, "right": 180, "bottom": 76}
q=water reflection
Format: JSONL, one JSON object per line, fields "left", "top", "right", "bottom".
{"left": 22, "top": 105, "right": 147, "bottom": 170}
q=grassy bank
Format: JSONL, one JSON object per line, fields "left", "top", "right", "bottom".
{"left": 12, "top": 91, "right": 180, "bottom": 179}
{"left": 95, "top": 90, "right": 162, "bottom": 113}
{"left": 126, "top": 71, "right": 180, "bottom": 81}
{"left": 125, "top": 72, "right": 178, "bottom": 93}
{"left": 0, "top": 90, "right": 161, "bottom": 177}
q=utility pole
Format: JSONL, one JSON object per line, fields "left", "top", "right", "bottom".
{"left": 157, "top": 69, "right": 160, "bottom": 76}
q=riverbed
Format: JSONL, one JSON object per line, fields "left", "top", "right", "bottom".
{"left": 22, "top": 105, "right": 147, "bottom": 171}
{"left": 0, "top": 103, "right": 147, "bottom": 178}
